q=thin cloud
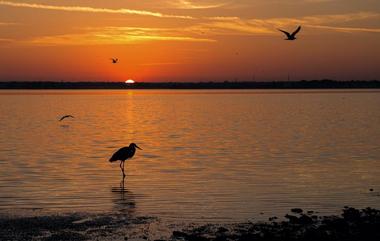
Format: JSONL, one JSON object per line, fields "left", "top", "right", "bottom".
{"left": 0, "top": 22, "right": 19, "bottom": 26}
{"left": 194, "top": 12, "right": 380, "bottom": 36}
{"left": 0, "top": 38, "right": 13, "bottom": 41}
{"left": 198, "top": 20, "right": 274, "bottom": 35}
{"left": 304, "top": 0, "right": 338, "bottom": 3}
{"left": 24, "top": 26, "right": 215, "bottom": 46}
{"left": 302, "top": 12, "right": 380, "bottom": 25}
{"left": 206, "top": 16, "right": 240, "bottom": 21}
{"left": 140, "top": 62, "right": 182, "bottom": 66}
{"left": 306, "top": 25, "right": 380, "bottom": 33}
{"left": 0, "top": 0, "right": 193, "bottom": 19}
{"left": 170, "top": 0, "right": 228, "bottom": 9}
{"left": 246, "top": 12, "right": 380, "bottom": 28}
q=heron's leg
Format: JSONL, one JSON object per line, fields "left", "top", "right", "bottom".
{"left": 119, "top": 161, "right": 124, "bottom": 177}
{"left": 119, "top": 162, "right": 123, "bottom": 188}
{"left": 122, "top": 161, "right": 126, "bottom": 178}
{"left": 120, "top": 175, "right": 125, "bottom": 190}
{"left": 120, "top": 176, "right": 123, "bottom": 188}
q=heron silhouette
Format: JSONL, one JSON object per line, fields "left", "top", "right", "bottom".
{"left": 278, "top": 26, "right": 301, "bottom": 40}
{"left": 59, "top": 115, "right": 74, "bottom": 121}
{"left": 110, "top": 58, "right": 119, "bottom": 64}
{"left": 109, "top": 143, "right": 142, "bottom": 178}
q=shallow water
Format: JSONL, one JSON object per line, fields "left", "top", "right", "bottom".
{"left": 0, "top": 89, "right": 379, "bottom": 222}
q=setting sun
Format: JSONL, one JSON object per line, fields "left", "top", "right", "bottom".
{"left": 125, "top": 79, "right": 135, "bottom": 84}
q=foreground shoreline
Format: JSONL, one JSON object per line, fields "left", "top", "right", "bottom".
{"left": 1, "top": 80, "right": 380, "bottom": 89}
{"left": 1, "top": 207, "right": 380, "bottom": 241}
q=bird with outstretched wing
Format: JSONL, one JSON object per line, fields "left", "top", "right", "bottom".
{"left": 59, "top": 115, "right": 74, "bottom": 121}
{"left": 278, "top": 26, "right": 301, "bottom": 40}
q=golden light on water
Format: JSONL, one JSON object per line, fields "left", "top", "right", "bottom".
{"left": 125, "top": 79, "right": 135, "bottom": 84}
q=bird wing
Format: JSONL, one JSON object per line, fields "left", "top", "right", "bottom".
{"left": 291, "top": 26, "right": 301, "bottom": 37}
{"left": 278, "top": 29, "right": 291, "bottom": 38}
{"left": 109, "top": 147, "right": 129, "bottom": 162}
{"left": 59, "top": 115, "right": 74, "bottom": 121}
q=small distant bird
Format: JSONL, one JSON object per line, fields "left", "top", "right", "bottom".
{"left": 370, "top": 188, "right": 374, "bottom": 192}
{"left": 109, "top": 143, "right": 142, "bottom": 177}
{"left": 59, "top": 115, "right": 74, "bottom": 121}
{"left": 110, "top": 58, "right": 119, "bottom": 64}
{"left": 278, "top": 26, "right": 301, "bottom": 40}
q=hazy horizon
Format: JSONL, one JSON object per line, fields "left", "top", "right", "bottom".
{"left": 1, "top": 79, "right": 380, "bottom": 83}
{"left": 1, "top": 0, "right": 380, "bottom": 82}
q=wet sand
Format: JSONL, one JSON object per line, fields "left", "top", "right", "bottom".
{"left": 1, "top": 207, "right": 380, "bottom": 241}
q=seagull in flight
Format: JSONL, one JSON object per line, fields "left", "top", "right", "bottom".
{"left": 278, "top": 26, "right": 302, "bottom": 40}
{"left": 110, "top": 58, "right": 119, "bottom": 64}
{"left": 59, "top": 115, "right": 74, "bottom": 121}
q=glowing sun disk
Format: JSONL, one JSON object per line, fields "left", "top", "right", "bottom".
{"left": 125, "top": 79, "right": 135, "bottom": 84}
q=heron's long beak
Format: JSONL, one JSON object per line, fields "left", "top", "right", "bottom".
{"left": 136, "top": 145, "right": 142, "bottom": 150}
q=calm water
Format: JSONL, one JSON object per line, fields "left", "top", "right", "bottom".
{"left": 0, "top": 89, "right": 379, "bottom": 222}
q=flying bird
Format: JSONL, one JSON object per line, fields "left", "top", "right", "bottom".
{"left": 278, "top": 26, "right": 301, "bottom": 40}
{"left": 59, "top": 115, "right": 74, "bottom": 121}
{"left": 109, "top": 143, "right": 142, "bottom": 178}
{"left": 110, "top": 58, "right": 119, "bottom": 64}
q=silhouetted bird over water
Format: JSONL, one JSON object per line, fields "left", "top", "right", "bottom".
{"left": 59, "top": 115, "right": 74, "bottom": 121}
{"left": 111, "top": 58, "right": 119, "bottom": 64}
{"left": 109, "top": 143, "right": 142, "bottom": 178}
{"left": 278, "top": 26, "right": 301, "bottom": 40}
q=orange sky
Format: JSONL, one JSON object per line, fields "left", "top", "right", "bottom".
{"left": 1, "top": 0, "right": 380, "bottom": 82}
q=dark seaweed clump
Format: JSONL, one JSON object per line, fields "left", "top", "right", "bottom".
{"left": 1, "top": 207, "right": 380, "bottom": 241}
{"left": 0, "top": 214, "right": 151, "bottom": 241}
{"left": 171, "top": 207, "right": 380, "bottom": 241}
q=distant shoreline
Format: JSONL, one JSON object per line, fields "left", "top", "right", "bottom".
{"left": 1, "top": 80, "right": 380, "bottom": 89}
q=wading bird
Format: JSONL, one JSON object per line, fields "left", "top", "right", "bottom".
{"left": 278, "top": 26, "right": 302, "bottom": 40}
{"left": 59, "top": 115, "right": 74, "bottom": 121}
{"left": 111, "top": 58, "right": 119, "bottom": 64}
{"left": 109, "top": 143, "right": 142, "bottom": 178}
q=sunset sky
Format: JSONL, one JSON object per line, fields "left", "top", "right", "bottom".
{"left": 1, "top": 0, "right": 380, "bottom": 82}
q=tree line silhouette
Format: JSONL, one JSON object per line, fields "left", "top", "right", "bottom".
{"left": 1, "top": 80, "right": 379, "bottom": 89}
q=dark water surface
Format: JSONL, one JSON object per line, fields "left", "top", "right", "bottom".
{"left": 0, "top": 89, "right": 379, "bottom": 222}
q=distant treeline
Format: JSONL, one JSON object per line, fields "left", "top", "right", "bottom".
{"left": 0, "top": 80, "right": 380, "bottom": 89}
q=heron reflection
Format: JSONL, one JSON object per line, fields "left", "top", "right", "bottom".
{"left": 111, "top": 179, "right": 136, "bottom": 214}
